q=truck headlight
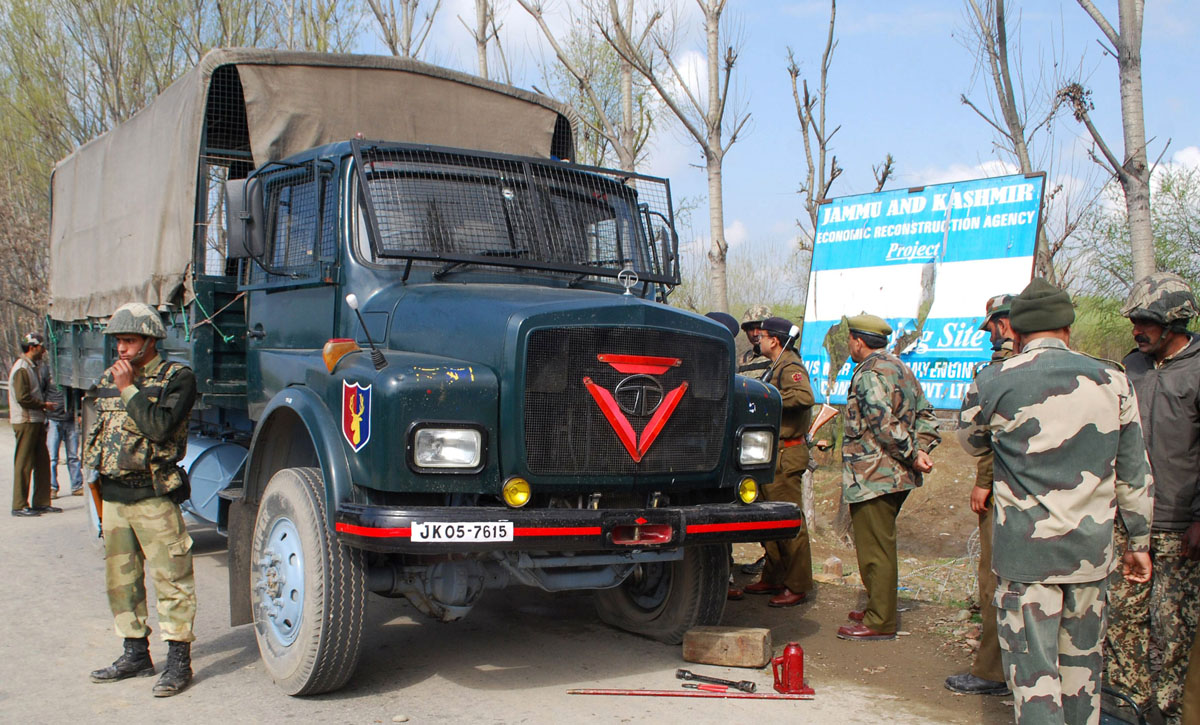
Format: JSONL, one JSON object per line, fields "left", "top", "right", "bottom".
{"left": 412, "top": 427, "right": 483, "bottom": 469}
{"left": 738, "top": 429, "right": 774, "bottom": 467}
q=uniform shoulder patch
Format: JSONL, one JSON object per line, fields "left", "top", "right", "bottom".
{"left": 1079, "top": 351, "right": 1125, "bottom": 372}
{"left": 791, "top": 372, "right": 803, "bottom": 382}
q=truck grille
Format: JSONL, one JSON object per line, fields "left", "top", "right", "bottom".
{"left": 524, "top": 326, "right": 729, "bottom": 476}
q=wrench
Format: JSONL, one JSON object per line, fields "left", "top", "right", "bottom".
{"left": 676, "top": 668, "right": 757, "bottom": 693}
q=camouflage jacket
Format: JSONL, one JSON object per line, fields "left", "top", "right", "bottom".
{"left": 958, "top": 337, "right": 1154, "bottom": 583}
{"left": 841, "top": 350, "right": 940, "bottom": 504}
{"left": 763, "top": 350, "right": 815, "bottom": 471}
{"left": 84, "top": 355, "right": 197, "bottom": 502}
{"left": 973, "top": 340, "right": 1015, "bottom": 490}
{"left": 738, "top": 349, "right": 771, "bottom": 380}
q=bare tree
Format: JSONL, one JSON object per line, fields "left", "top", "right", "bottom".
{"left": 602, "top": 0, "right": 748, "bottom": 313}
{"left": 788, "top": 0, "right": 894, "bottom": 253}
{"left": 518, "top": 0, "right": 655, "bottom": 171}
{"left": 460, "top": 0, "right": 511, "bottom": 81}
{"left": 959, "top": 0, "right": 1072, "bottom": 282}
{"left": 366, "top": 0, "right": 441, "bottom": 58}
{"left": 1057, "top": 0, "right": 1156, "bottom": 282}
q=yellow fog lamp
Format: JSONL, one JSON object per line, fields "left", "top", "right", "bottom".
{"left": 323, "top": 338, "right": 361, "bottom": 373}
{"left": 737, "top": 478, "right": 759, "bottom": 504}
{"left": 502, "top": 477, "right": 532, "bottom": 508}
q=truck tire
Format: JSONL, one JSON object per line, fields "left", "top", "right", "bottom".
{"left": 594, "top": 544, "right": 728, "bottom": 644}
{"left": 250, "top": 466, "right": 366, "bottom": 695}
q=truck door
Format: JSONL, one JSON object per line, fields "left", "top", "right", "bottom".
{"left": 241, "top": 161, "right": 339, "bottom": 416}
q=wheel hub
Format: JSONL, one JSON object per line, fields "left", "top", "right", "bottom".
{"left": 254, "top": 516, "right": 305, "bottom": 645}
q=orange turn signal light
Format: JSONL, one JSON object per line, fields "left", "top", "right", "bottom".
{"left": 323, "top": 338, "right": 361, "bottom": 373}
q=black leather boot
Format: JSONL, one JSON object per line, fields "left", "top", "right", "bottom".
{"left": 152, "top": 641, "right": 192, "bottom": 697}
{"left": 90, "top": 637, "right": 154, "bottom": 682}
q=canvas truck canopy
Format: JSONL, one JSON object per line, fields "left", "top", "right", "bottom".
{"left": 49, "top": 48, "right": 577, "bottom": 321}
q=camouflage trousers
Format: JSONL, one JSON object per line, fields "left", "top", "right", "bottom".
{"left": 102, "top": 495, "right": 196, "bottom": 642}
{"left": 995, "top": 577, "right": 1107, "bottom": 725}
{"left": 1105, "top": 524, "right": 1200, "bottom": 723}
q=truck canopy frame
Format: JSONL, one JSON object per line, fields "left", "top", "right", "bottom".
{"left": 49, "top": 48, "right": 576, "bottom": 322}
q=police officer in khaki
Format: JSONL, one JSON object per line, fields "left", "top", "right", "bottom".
{"left": 85, "top": 303, "right": 198, "bottom": 697}
{"left": 742, "top": 316, "right": 815, "bottom": 607}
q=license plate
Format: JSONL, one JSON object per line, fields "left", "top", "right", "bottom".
{"left": 411, "top": 521, "right": 514, "bottom": 542}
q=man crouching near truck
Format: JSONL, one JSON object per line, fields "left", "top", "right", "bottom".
{"left": 84, "top": 303, "right": 198, "bottom": 697}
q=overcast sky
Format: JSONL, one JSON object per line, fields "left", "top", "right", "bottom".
{"left": 359, "top": 0, "right": 1199, "bottom": 258}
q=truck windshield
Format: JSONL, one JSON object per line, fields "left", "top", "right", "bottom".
{"left": 353, "top": 144, "right": 676, "bottom": 285}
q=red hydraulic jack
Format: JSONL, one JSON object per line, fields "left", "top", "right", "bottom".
{"left": 772, "top": 641, "right": 815, "bottom": 695}
{"left": 567, "top": 642, "right": 815, "bottom": 701}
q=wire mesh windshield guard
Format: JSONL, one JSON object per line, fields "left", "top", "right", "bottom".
{"left": 351, "top": 141, "right": 679, "bottom": 286}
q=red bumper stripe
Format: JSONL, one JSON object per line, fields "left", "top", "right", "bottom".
{"left": 686, "top": 519, "right": 802, "bottom": 534}
{"left": 335, "top": 522, "right": 603, "bottom": 539}
{"left": 336, "top": 522, "right": 411, "bottom": 538}
{"left": 515, "top": 526, "right": 603, "bottom": 537}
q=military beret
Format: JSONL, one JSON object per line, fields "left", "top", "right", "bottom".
{"left": 978, "top": 293, "right": 1014, "bottom": 331}
{"left": 1010, "top": 278, "right": 1075, "bottom": 333}
{"left": 705, "top": 311, "right": 740, "bottom": 338}
{"left": 760, "top": 316, "right": 797, "bottom": 337}
{"left": 846, "top": 314, "right": 892, "bottom": 338}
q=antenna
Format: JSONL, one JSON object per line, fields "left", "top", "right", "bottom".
{"left": 345, "top": 294, "right": 387, "bottom": 370}
{"left": 763, "top": 325, "right": 802, "bottom": 382}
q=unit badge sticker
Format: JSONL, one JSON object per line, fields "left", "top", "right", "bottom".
{"left": 342, "top": 381, "right": 372, "bottom": 452}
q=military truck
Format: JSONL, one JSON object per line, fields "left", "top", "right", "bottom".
{"left": 47, "top": 49, "right": 798, "bottom": 696}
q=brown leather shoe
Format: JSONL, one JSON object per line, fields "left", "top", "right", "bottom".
{"left": 727, "top": 587, "right": 745, "bottom": 601}
{"left": 837, "top": 623, "right": 895, "bottom": 641}
{"left": 744, "top": 580, "right": 785, "bottom": 595}
{"left": 768, "top": 589, "right": 807, "bottom": 607}
{"left": 848, "top": 610, "right": 865, "bottom": 622}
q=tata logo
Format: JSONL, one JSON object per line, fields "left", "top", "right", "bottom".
{"left": 583, "top": 354, "right": 688, "bottom": 463}
{"left": 614, "top": 374, "right": 664, "bottom": 417}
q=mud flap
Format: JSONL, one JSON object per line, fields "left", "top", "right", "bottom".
{"left": 227, "top": 498, "right": 256, "bottom": 626}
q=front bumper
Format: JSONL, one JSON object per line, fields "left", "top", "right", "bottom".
{"left": 335, "top": 501, "right": 802, "bottom": 554}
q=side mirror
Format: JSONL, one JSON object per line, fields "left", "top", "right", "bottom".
{"left": 225, "top": 176, "right": 265, "bottom": 260}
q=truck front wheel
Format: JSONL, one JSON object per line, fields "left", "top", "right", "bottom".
{"left": 594, "top": 544, "right": 728, "bottom": 644}
{"left": 250, "top": 467, "right": 366, "bottom": 695}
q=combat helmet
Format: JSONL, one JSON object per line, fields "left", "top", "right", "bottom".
{"left": 740, "top": 304, "right": 773, "bottom": 332}
{"left": 104, "top": 302, "right": 167, "bottom": 339}
{"left": 1120, "top": 272, "right": 1198, "bottom": 330}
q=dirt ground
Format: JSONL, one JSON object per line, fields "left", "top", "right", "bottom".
{"left": 728, "top": 426, "right": 1012, "bottom": 722}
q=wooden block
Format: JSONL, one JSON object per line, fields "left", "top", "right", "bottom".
{"left": 682, "top": 626, "right": 772, "bottom": 668}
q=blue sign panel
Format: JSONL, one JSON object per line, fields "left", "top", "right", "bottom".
{"left": 800, "top": 173, "right": 1044, "bottom": 409}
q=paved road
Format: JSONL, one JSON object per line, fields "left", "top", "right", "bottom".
{"left": 0, "top": 422, "right": 993, "bottom": 724}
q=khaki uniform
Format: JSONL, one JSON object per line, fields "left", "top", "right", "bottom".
{"left": 970, "top": 340, "right": 1014, "bottom": 684}
{"left": 843, "top": 350, "right": 939, "bottom": 634}
{"left": 9, "top": 356, "right": 51, "bottom": 511}
{"left": 84, "top": 355, "right": 198, "bottom": 642}
{"left": 760, "top": 351, "right": 814, "bottom": 594}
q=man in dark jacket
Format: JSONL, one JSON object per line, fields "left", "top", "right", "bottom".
{"left": 1106, "top": 272, "right": 1200, "bottom": 723}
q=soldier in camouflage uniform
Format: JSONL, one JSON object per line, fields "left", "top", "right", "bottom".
{"left": 741, "top": 316, "right": 814, "bottom": 607}
{"left": 946, "top": 294, "right": 1015, "bottom": 697}
{"left": 958, "top": 278, "right": 1154, "bottom": 725}
{"left": 738, "top": 304, "right": 773, "bottom": 380}
{"left": 1104, "top": 273, "right": 1200, "bottom": 723}
{"left": 84, "top": 303, "right": 198, "bottom": 697}
{"left": 836, "top": 314, "right": 940, "bottom": 642}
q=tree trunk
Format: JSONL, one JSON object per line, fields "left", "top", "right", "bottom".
{"left": 1117, "top": 0, "right": 1154, "bottom": 281}
{"left": 703, "top": 4, "right": 728, "bottom": 313}
{"left": 475, "top": 0, "right": 489, "bottom": 79}
{"left": 705, "top": 154, "right": 729, "bottom": 313}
